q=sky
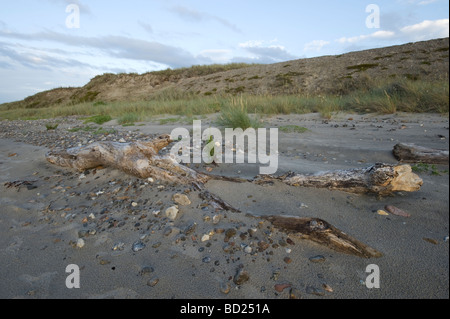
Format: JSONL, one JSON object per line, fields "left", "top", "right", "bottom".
{"left": 0, "top": 0, "right": 448, "bottom": 103}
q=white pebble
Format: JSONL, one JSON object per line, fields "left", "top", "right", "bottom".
{"left": 76, "top": 238, "right": 85, "bottom": 248}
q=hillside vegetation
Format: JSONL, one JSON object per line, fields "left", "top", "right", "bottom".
{"left": 0, "top": 37, "right": 448, "bottom": 121}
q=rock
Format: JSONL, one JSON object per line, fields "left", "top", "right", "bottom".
{"left": 147, "top": 276, "right": 159, "bottom": 287}
{"left": 274, "top": 283, "right": 291, "bottom": 293}
{"left": 243, "top": 245, "right": 252, "bottom": 254}
{"left": 257, "top": 241, "right": 270, "bottom": 252}
{"left": 224, "top": 228, "right": 237, "bottom": 242}
{"left": 132, "top": 241, "right": 146, "bottom": 252}
{"left": 309, "top": 255, "right": 326, "bottom": 263}
{"left": 112, "top": 242, "right": 125, "bottom": 251}
{"left": 323, "top": 283, "right": 333, "bottom": 293}
{"left": 283, "top": 257, "right": 292, "bottom": 264}
{"left": 76, "top": 238, "right": 85, "bottom": 248}
{"left": 289, "top": 287, "right": 301, "bottom": 299}
{"left": 172, "top": 193, "right": 191, "bottom": 206}
{"left": 165, "top": 206, "right": 179, "bottom": 220}
{"left": 201, "top": 234, "right": 210, "bottom": 242}
{"left": 220, "top": 282, "right": 230, "bottom": 294}
{"left": 377, "top": 209, "right": 389, "bottom": 216}
{"left": 385, "top": 205, "right": 410, "bottom": 217}
{"left": 233, "top": 268, "right": 250, "bottom": 285}
{"left": 202, "top": 256, "right": 211, "bottom": 263}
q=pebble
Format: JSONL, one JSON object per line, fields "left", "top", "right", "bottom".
{"left": 377, "top": 209, "right": 389, "bottom": 216}
{"left": 385, "top": 205, "right": 410, "bottom": 217}
{"left": 112, "top": 242, "right": 125, "bottom": 251}
{"left": 172, "top": 193, "right": 191, "bottom": 206}
{"left": 233, "top": 268, "right": 250, "bottom": 285}
{"left": 147, "top": 276, "right": 159, "bottom": 287}
{"left": 132, "top": 241, "right": 146, "bottom": 252}
{"left": 243, "top": 245, "right": 252, "bottom": 254}
{"left": 220, "top": 282, "right": 230, "bottom": 294}
{"left": 201, "top": 234, "right": 210, "bottom": 242}
{"left": 274, "top": 283, "right": 291, "bottom": 293}
{"left": 283, "top": 257, "right": 292, "bottom": 264}
{"left": 289, "top": 287, "right": 301, "bottom": 299}
{"left": 165, "top": 206, "right": 179, "bottom": 220}
{"left": 76, "top": 238, "right": 85, "bottom": 248}
{"left": 224, "top": 228, "right": 237, "bottom": 242}
{"left": 309, "top": 255, "right": 326, "bottom": 263}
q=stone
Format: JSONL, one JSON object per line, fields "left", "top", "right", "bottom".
{"left": 165, "top": 206, "right": 179, "bottom": 220}
{"left": 220, "top": 282, "right": 230, "bottom": 294}
{"left": 233, "top": 268, "right": 250, "bottom": 285}
{"left": 132, "top": 241, "right": 146, "bottom": 252}
{"left": 385, "top": 205, "right": 410, "bottom": 217}
{"left": 274, "top": 283, "right": 291, "bottom": 293}
{"left": 147, "top": 276, "right": 159, "bottom": 287}
{"left": 172, "top": 193, "right": 191, "bottom": 206}
{"left": 309, "top": 255, "right": 326, "bottom": 263}
{"left": 76, "top": 238, "right": 85, "bottom": 248}
{"left": 224, "top": 228, "right": 237, "bottom": 242}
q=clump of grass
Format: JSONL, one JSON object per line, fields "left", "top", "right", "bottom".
{"left": 117, "top": 112, "right": 140, "bottom": 125}
{"left": 216, "top": 96, "right": 260, "bottom": 130}
{"left": 45, "top": 123, "right": 59, "bottom": 130}
{"left": 83, "top": 114, "right": 112, "bottom": 125}
{"left": 412, "top": 163, "right": 448, "bottom": 176}
{"left": 279, "top": 125, "right": 308, "bottom": 133}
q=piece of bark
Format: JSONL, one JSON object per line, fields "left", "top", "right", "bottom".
{"left": 264, "top": 215, "right": 382, "bottom": 258}
{"left": 265, "top": 163, "right": 423, "bottom": 195}
{"left": 393, "top": 143, "right": 449, "bottom": 164}
{"left": 46, "top": 135, "right": 211, "bottom": 185}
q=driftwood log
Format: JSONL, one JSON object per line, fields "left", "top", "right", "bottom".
{"left": 393, "top": 143, "right": 449, "bottom": 164}
{"left": 264, "top": 216, "right": 382, "bottom": 258}
{"left": 255, "top": 163, "right": 423, "bottom": 195}
{"left": 45, "top": 135, "right": 425, "bottom": 258}
{"left": 46, "top": 135, "right": 210, "bottom": 185}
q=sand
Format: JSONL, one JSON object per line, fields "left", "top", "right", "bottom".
{"left": 0, "top": 112, "right": 448, "bottom": 299}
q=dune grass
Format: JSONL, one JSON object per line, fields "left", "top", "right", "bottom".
{"left": 0, "top": 78, "right": 448, "bottom": 122}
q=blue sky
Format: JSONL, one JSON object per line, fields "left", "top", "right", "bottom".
{"left": 0, "top": 0, "right": 448, "bottom": 103}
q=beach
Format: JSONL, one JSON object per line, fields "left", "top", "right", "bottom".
{"left": 0, "top": 112, "right": 448, "bottom": 299}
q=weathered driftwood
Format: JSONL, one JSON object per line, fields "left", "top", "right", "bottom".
{"left": 256, "top": 163, "right": 423, "bottom": 195}
{"left": 393, "top": 143, "right": 449, "bottom": 164}
{"left": 264, "top": 215, "right": 382, "bottom": 258}
{"left": 46, "top": 135, "right": 211, "bottom": 185}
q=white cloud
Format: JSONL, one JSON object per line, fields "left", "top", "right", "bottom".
{"left": 336, "top": 18, "right": 448, "bottom": 46}
{"left": 400, "top": 19, "right": 449, "bottom": 41}
{"left": 304, "top": 40, "right": 330, "bottom": 52}
{"left": 237, "top": 39, "right": 297, "bottom": 63}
